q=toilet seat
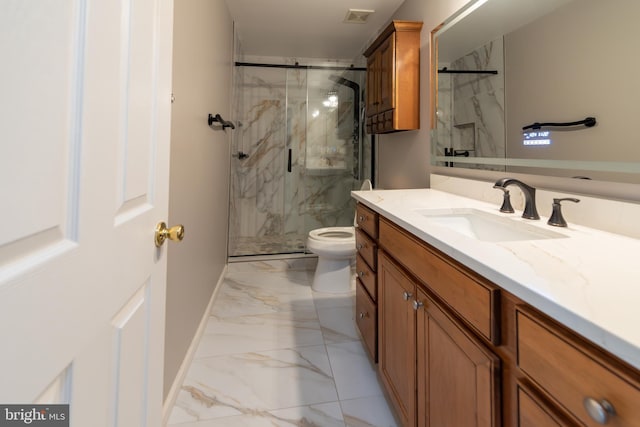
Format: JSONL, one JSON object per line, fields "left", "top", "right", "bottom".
{"left": 306, "top": 226, "right": 356, "bottom": 257}
{"left": 308, "top": 226, "right": 355, "bottom": 242}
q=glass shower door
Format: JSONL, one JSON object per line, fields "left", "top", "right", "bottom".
{"left": 228, "top": 64, "right": 366, "bottom": 258}
{"left": 228, "top": 65, "right": 288, "bottom": 256}
{"left": 302, "top": 69, "right": 362, "bottom": 234}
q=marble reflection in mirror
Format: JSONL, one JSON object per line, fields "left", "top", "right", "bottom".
{"left": 431, "top": 0, "right": 640, "bottom": 184}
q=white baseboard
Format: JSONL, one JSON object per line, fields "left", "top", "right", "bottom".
{"left": 161, "top": 264, "right": 228, "bottom": 426}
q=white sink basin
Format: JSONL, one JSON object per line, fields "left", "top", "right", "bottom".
{"left": 414, "top": 208, "right": 566, "bottom": 242}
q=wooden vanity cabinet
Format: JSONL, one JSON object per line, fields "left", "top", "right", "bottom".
{"left": 364, "top": 20, "right": 422, "bottom": 134}
{"left": 378, "top": 218, "right": 500, "bottom": 427}
{"left": 370, "top": 211, "right": 640, "bottom": 427}
{"left": 516, "top": 384, "right": 573, "bottom": 427}
{"left": 417, "top": 287, "right": 500, "bottom": 427}
{"left": 355, "top": 203, "right": 379, "bottom": 362}
{"left": 378, "top": 251, "right": 417, "bottom": 427}
{"left": 516, "top": 308, "right": 640, "bottom": 427}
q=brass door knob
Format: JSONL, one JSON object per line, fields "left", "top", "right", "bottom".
{"left": 155, "top": 222, "right": 185, "bottom": 247}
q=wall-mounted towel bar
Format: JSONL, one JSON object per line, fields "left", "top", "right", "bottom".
{"left": 208, "top": 113, "right": 235, "bottom": 129}
{"left": 522, "top": 116, "right": 596, "bottom": 131}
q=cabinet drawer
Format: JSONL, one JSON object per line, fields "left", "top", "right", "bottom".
{"left": 356, "top": 280, "right": 377, "bottom": 362}
{"left": 517, "top": 309, "right": 640, "bottom": 427}
{"left": 379, "top": 217, "right": 499, "bottom": 344}
{"left": 517, "top": 384, "right": 571, "bottom": 427}
{"left": 356, "top": 254, "right": 376, "bottom": 301}
{"left": 355, "top": 228, "right": 377, "bottom": 270}
{"left": 356, "top": 203, "right": 378, "bottom": 238}
{"left": 383, "top": 110, "right": 394, "bottom": 129}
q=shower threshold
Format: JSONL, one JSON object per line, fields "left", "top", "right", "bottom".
{"left": 228, "top": 235, "right": 310, "bottom": 259}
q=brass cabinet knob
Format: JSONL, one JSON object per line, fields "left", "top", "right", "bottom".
{"left": 583, "top": 397, "right": 615, "bottom": 424}
{"left": 155, "top": 222, "right": 185, "bottom": 247}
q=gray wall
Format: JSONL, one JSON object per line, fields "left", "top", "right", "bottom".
{"left": 374, "top": 0, "right": 470, "bottom": 189}
{"left": 164, "top": 0, "right": 233, "bottom": 400}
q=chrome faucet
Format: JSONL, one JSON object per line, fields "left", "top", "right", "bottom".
{"left": 493, "top": 178, "right": 540, "bottom": 219}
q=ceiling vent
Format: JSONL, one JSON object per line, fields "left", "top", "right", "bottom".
{"left": 344, "top": 9, "right": 375, "bottom": 24}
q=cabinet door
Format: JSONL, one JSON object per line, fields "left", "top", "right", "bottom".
{"left": 417, "top": 289, "right": 500, "bottom": 427}
{"left": 379, "top": 252, "right": 416, "bottom": 427}
{"left": 379, "top": 32, "right": 396, "bottom": 113}
{"left": 366, "top": 52, "right": 380, "bottom": 116}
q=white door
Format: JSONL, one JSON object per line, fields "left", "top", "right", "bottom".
{"left": 0, "top": 1, "right": 174, "bottom": 426}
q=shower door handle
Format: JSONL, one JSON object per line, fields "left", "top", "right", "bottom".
{"left": 287, "top": 148, "right": 292, "bottom": 172}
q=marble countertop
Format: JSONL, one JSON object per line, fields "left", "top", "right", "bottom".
{"left": 352, "top": 188, "right": 640, "bottom": 370}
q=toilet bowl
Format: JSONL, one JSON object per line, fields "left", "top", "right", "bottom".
{"left": 307, "top": 227, "right": 356, "bottom": 293}
{"left": 306, "top": 179, "right": 372, "bottom": 294}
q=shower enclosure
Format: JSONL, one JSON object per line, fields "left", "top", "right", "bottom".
{"left": 228, "top": 63, "right": 369, "bottom": 257}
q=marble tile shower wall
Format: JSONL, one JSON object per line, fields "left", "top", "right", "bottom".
{"left": 436, "top": 38, "right": 505, "bottom": 171}
{"left": 230, "top": 66, "right": 290, "bottom": 249}
{"left": 229, "top": 62, "right": 357, "bottom": 256}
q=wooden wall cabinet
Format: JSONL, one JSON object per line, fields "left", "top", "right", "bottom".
{"left": 364, "top": 21, "right": 422, "bottom": 134}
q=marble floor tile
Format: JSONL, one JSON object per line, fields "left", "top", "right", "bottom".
{"left": 170, "top": 346, "right": 339, "bottom": 423}
{"left": 326, "top": 341, "right": 384, "bottom": 401}
{"left": 312, "top": 289, "right": 355, "bottom": 309}
{"left": 168, "top": 401, "right": 345, "bottom": 427}
{"left": 340, "top": 396, "right": 398, "bottom": 427}
{"left": 194, "top": 308, "right": 324, "bottom": 358}
{"left": 212, "top": 273, "right": 315, "bottom": 318}
{"left": 317, "top": 305, "right": 360, "bottom": 344}
{"left": 168, "top": 261, "right": 398, "bottom": 427}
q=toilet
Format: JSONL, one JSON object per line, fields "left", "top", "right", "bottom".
{"left": 307, "top": 180, "right": 372, "bottom": 293}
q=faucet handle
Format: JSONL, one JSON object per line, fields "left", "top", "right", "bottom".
{"left": 493, "top": 186, "right": 515, "bottom": 213}
{"left": 547, "top": 198, "right": 580, "bottom": 227}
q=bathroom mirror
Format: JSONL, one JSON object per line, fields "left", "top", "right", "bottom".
{"left": 430, "top": 0, "right": 640, "bottom": 185}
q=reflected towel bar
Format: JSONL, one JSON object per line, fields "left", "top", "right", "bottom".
{"left": 208, "top": 113, "right": 235, "bottom": 129}
{"left": 522, "top": 117, "right": 596, "bottom": 131}
{"left": 438, "top": 67, "right": 498, "bottom": 74}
